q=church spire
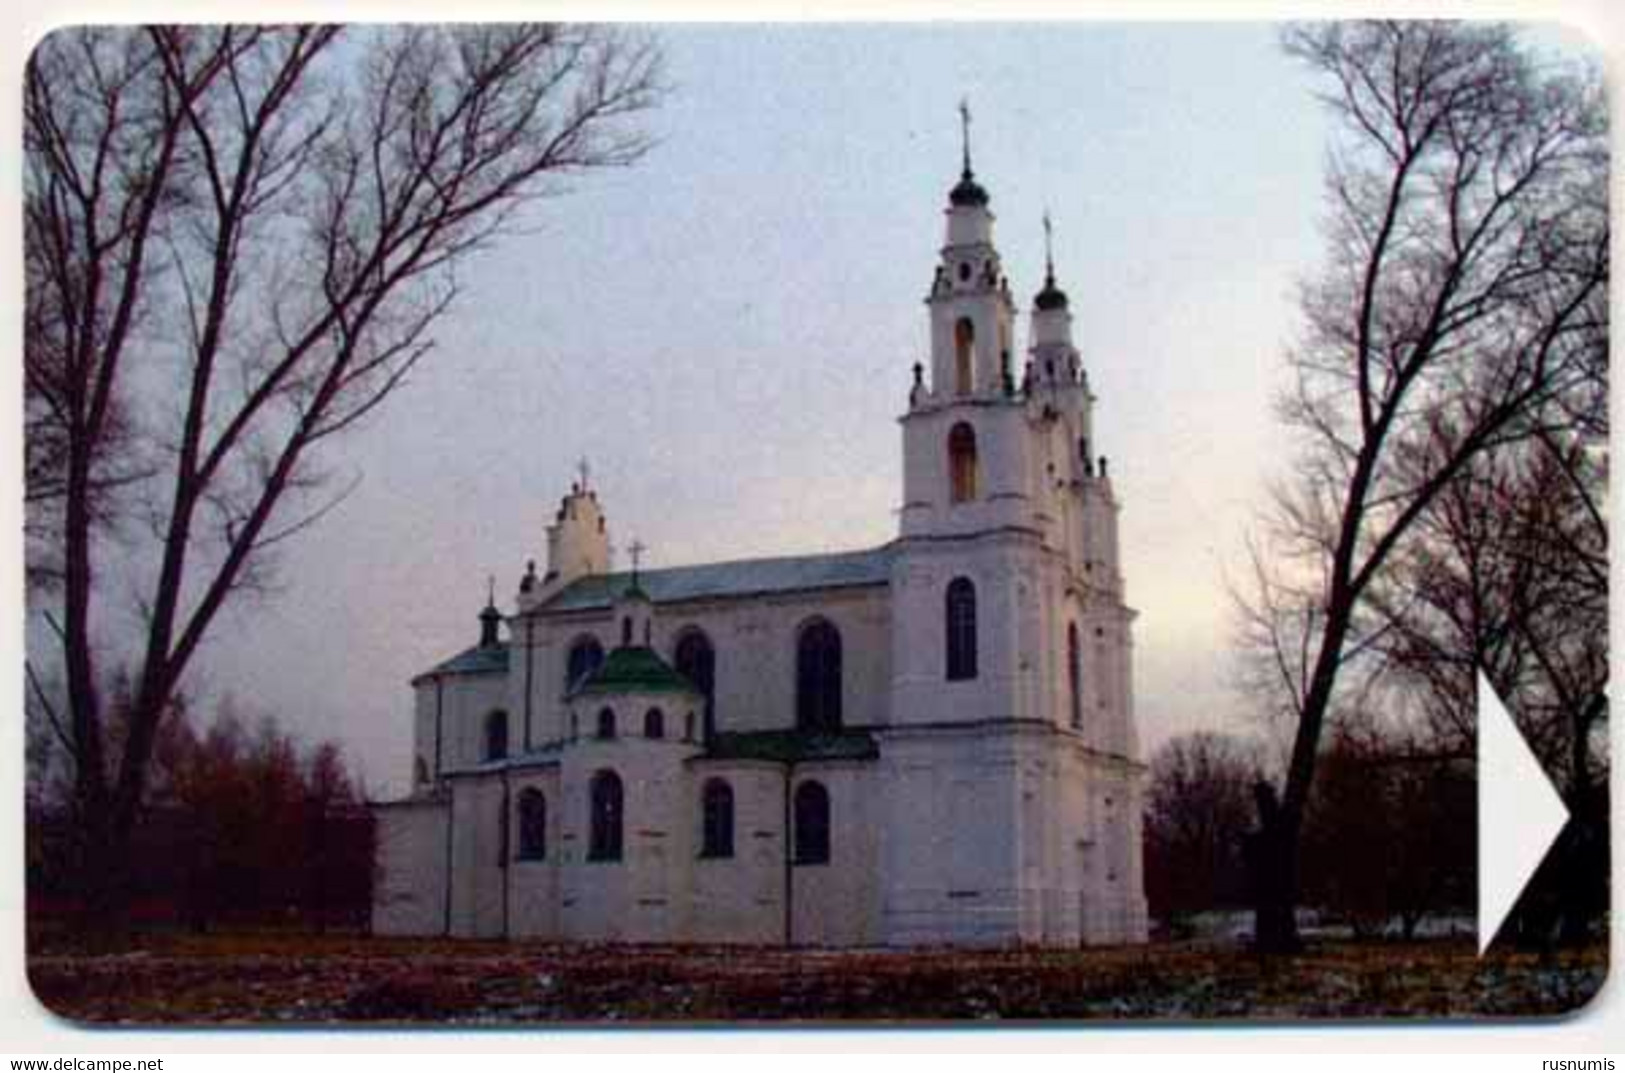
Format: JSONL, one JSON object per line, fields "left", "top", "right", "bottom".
{"left": 948, "top": 98, "right": 990, "bottom": 208}
{"left": 1034, "top": 210, "right": 1070, "bottom": 311}
{"left": 478, "top": 575, "right": 501, "bottom": 648}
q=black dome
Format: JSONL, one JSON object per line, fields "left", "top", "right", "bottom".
{"left": 1035, "top": 276, "right": 1069, "bottom": 311}
{"left": 949, "top": 170, "right": 990, "bottom": 208}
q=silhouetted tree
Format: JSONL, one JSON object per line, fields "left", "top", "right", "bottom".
{"left": 23, "top": 24, "right": 663, "bottom": 920}
{"left": 1236, "top": 21, "right": 1606, "bottom": 952}
{"left": 1144, "top": 732, "right": 1264, "bottom": 929}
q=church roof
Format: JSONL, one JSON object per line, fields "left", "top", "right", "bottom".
{"left": 702, "top": 728, "right": 879, "bottom": 764}
{"left": 415, "top": 642, "right": 509, "bottom": 682}
{"left": 543, "top": 544, "right": 897, "bottom": 613}
{"left": 572, "top": 645, "right": 696, "bottom": 697}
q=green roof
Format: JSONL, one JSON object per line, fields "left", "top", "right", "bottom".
{"left": 703, "top": 728, "right": 878, "bottom": 764}
{"left": 543, "top": 545, "right": 896, "bottom": 613}
{"left": 414, "top": 642, "right": 509, "bottom": 683}
{"left": 572, "top": 646, "right": 696, "bottom": 697}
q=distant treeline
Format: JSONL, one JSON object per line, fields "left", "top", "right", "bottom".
{"left": 28, "top": 693, "right": 375, "bottom": 933}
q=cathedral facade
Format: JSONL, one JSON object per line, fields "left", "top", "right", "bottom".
{"left": 372, "top": 147, "right": 1149, "bottom": 947}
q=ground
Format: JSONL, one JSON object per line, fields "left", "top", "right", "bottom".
{"left": 27, "top": 931, "right": 1607, "bottom": 1026}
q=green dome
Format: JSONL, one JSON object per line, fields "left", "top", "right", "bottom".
{"left": 572, "top": 646, "right": 696, "bottom": 697}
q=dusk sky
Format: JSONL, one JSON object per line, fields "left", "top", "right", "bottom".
{"left": 161, "top": 21, "right": 1575, "bottom": 797}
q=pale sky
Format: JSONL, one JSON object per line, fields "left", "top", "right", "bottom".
{"left": 188, "top": 23, "right": 1336, "bottom": 797}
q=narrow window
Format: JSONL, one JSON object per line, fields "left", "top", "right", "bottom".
{"left": 793, "top": 781, "right": 831, "bottom": 865}
{"left": 596, "top": 707, "right": 617, "bottom": 740}
{"left": 588, "top": 770, "right": 624, "bottom": 862}
{"left": 644, "top": 707, "right": 665, "bottom": 739}
{"left": 954, "top": 317, "right": 975, "bottom": 396}
{"left": 685, "top": 711, "right": 697, "bottom": 743}
{"left": 949, "top": 422, "right": 979, "bottom": 503}
{"left": 796, "top": 619, "right": 843, "bottom": 733}
{"left": 484, "top": 710, "right": 509, "bottom": 761}
{"left": 566, "top": 636, "right": 605, "bottom": 690}
{"left": 945, "top": 577, "right": 978, "bottom": 681}
{"left": 700, "top": 779, "right": 734, "bottom": 859}
{"left": 621, "top": 616, "right": 632, "bottom": 646}
{"left": 674, "top": 630, "right": 717, "bottom": 741}
{"left": 1068, "top": 622, "right": 1083, "bottom": 729}
{"left": 517, "top": 788, "right": 547, "bottom": 860}
{"left": 414, "top": 757, "right": 431, "bottom": 787}
{"left": 497, "top": 796, "right": 510, "bottom": 867}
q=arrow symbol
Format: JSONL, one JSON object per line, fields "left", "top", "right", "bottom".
{"left": 1477, "top": 671, "right": 1570, "bottom": 955}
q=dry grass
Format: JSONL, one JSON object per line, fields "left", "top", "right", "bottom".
{"left": 26, "top": 930, "right": 1607, "bottom": 1026}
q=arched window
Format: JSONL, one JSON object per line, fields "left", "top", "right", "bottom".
{"left": 484, "top": 710, "right": 509, "bottom": 761}
{"left": 685, "top": 711, "right": 697, "bottom": 742}
{"left": 700, "top": 779, "right": 734, "bottom": 859}
{"left": 793, "top": 781, "right": 831, "bottom": 865}
{"left": 497, "top": 796, "right": 510, "bottom": 867}
{"left": 945, "top": 577, "right": 978, "bottom": 681}
{"left": 517, "top": 788, "right": 547, "bottom": 860}
{"left": 621, "top": 616, "right": 632, "bottom": 646}
{"left": 596, "top": 707, "right": 617, "bottom": 740}
{"left": 566, "top": 636, "right": 605, "bottom": 690}
{"left": 674, "top": 630, "right": 717, "bottom": 741}
{"left": 954, "top": 317, "right": 975, "bottom": 396}
{"left": 414, "top": 757, "right": 431, "bottom": 786}
{"left": 644, "top": 707, "right": 665, "bottom": 739}
{"left": 588, "top": 770, "right": 623, "bottom": 862}
{"left": 796, "top": 619, "right": 843, "bottom": 733}
{"left": 949, "top": 422, "right": 978, "bottom": 503}
{"left": 1068, "top": 622, "right": 1083, "bottom": 729}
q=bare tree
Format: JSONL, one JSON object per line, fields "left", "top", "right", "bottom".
{"left": 1237, "top": 21, "right": 1607, "bottom": 952}
{"left": 1144, "top": 732, "right": 1264, "bottom": 930}
{"left": 23, "top": 24, "right": 663, "bottom": 919}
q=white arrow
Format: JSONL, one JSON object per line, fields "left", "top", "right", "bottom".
{"left": 1477, "top": 671, "right": 1570, "bottom": 955}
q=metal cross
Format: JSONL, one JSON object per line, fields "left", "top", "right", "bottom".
{"left": 628, "top": 538, "right": 647, "bottom": 579}
{"left": 1043, "top": 209, "right": 1055, "bottom": 279}
{"left": 959, "top": 97, "right": 973, "bottom": 175}
{"left": 576, "top": 456, "right": 591, "bottom": 491}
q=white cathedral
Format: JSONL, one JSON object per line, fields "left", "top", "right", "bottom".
{"left": 373, "top": 133, "right": 1149, "bottom": 947}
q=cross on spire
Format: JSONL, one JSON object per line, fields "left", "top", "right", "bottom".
{"left": 576, "top": 456, "right": 591, "bottom": 492}
{"left": 1043, "top": 208, "right": 1056, "bottom": 285}
{"left": 628, "top": 537, "right": 647, "bottom": 582}
{"left": 958, "top": 97, "right": 974, "bottom": 178}
{"left": 487, "top": 573, "right": 496, "bottom": 607}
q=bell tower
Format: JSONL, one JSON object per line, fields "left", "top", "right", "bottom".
{"left": 924, "top": 101, "right": 1017, "bottom": 403}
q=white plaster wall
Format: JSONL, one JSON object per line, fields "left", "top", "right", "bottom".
{"left": 507, "top": 767, "right": 561, "bottom": 939}
{"left": 447, "top": 773, "right": 508, "bottom": 938}
{"left": 557, "top": 727, "right": 700, "bottom": 943}
{"left": 688, "top": 761, "right": 787, "bottom": 945}
{"left": 789, "top": 764, "right": 881, "bottom": 947}
{"left": 372, "top": 800, "right": 448, "bottom": 936}
{"left": 529, "top": 587, "right": 891, "bottom": 741}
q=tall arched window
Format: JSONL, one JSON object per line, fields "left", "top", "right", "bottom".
{"left": 796, "top": 619, "right": 843, "bottom": 733}
{"left": 484, "top": 710, "right": 509, "bottom": 761}
{"left": 793, "top": 781, "right": 831, "bottom": 865}
{"left": 566, "top": 636, "right": 605, "bottom": 690}
{"left": 954, "top": 317, "right": 975, "bottom": 396}
{"left": 414, "top": 757, "right": 431, "bottom": 787}
{"left": 497, "top": 796, "right": 510, "bottom": 867}
{"left": 949, "top": 422, "right": 979, "bottom": 503}
{"left": 588, "top": 770, "right": 623, "bottom": 862}
{"left": 1068, "top": 622, "right": 1083, "bottom": 729}
{"left": 674, "top": 630, "right": 717, "bottom": 741}
{"left": 596, "top": 707, "right": 617, "bottom": 740}
{"left": 700, "top": 779, "right": 734, "bottom": 859}
{"left": 517, "top": 788, "right": 547, "bottom": 860}
{"left": 945, "top": 577, "right": 978, "bottom": 681}
{"left": 620, "top": 616, "right": 633, "bottom": 646}
{"left": 644, "top": 707, "right": 665, "bottom": 739}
